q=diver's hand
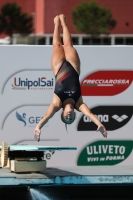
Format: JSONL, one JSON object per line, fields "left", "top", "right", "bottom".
{"left": 97, "top": 125, "right": 107, "bottom": 138}
{"left": 34, "top": 126, "right": 41, "bottom": 142}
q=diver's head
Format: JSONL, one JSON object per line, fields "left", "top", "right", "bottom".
{"left": 61, "top": 103, "right": 76, "bottom": 124}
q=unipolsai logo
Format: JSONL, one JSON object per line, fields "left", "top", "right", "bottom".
{"left": 80, "top": 71, "right": 133, "bottom": 96}
{"left": 2, "top": 70, "right": 54, "bottom": 94}
{"left": 16, "top": 111, "right": 43, "bottom": 127}
{"left": 77, "top": 106, "right": 133, "bottom": 131}
{"left": 12, "top": 77, "right": 54, "bottom": 90}
{"left": 77, "top": 140, "right": 133, "bottom": 166}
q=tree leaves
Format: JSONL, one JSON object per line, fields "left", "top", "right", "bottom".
{"left": 72, "top": 1, "right": 116, "bottom": 36}
{"left": 0, "top": 2, "right": 33, "bottom": 44}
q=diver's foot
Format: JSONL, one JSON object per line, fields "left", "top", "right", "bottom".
{"left": 54, "top": 15, "right": 61, "bottom": 27}
{"left": 59, "top": 14, "right": 67, "bottom": 27}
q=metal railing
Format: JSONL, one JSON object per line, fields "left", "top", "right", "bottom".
{"left": 10, "top": 33, "right": 133, "bottom": 45}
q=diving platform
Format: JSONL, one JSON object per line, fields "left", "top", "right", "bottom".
{"left": 0, "top": 166, "right": 133, "bottom": 186}
{"left": 0, "top": 142, "right": 133, "bottom": 187}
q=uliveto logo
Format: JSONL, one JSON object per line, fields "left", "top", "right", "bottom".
{"left": 80, "top": 71, "right": 133, "bottom": 96}
{"left": 12, "top": 77, "right": 54, "bottom": 90}
{"left": 77, "top": 140, "right": 133, "bottom": 166}
{"left": 77, "top": 106, "right": 133, "bottom": 131}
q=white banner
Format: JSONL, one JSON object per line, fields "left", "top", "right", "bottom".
{"left": 0, "top": 45, "right": 133, "bottom": 167}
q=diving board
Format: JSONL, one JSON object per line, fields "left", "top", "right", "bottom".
{"left": 0, "top": 142, "right": 77, "bottom": 173}
{"left": 9, "top": 145, "right": 77, "bottom": 151}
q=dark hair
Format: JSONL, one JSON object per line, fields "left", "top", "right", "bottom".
{"left": 61, "top": 111, "right": 76, "bottom": 132}
{"left": 61, "top": 111, "right": 76, "bottom": 124}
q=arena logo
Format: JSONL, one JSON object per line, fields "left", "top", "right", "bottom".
{"left": 80, "top": 71, "right": 133, "bottom": 96}
{"left": 77, "top": 140, "right": 133, "bottom": 166}
{"left": 77, "top": 106, "right": 133, "bottom": 131}
{"left": 16, "top": 111, "right": 43, "bottom": 127}
{"left": 12, "top": 77, "right": 54, "bottom": 90}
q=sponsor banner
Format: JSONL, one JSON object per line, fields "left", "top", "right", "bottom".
{"left": 77, "top": 140, "right": 133, "bottom": 166}
{"left": 81, "top": 71, "right": 133, "bottom": 96}
{"left": 1, "top": 105, "right": 50, "bottom": 143}
{"left": 44, "top": 150, "right": 55, "bottom": 161}
{"left": 2, "top": 70, "right": 54, "bottom": 94}
{"left": 0, "top": 46, "right": 133, "bottom": 166}
{"left": 2, "top": 105, "right": 49, "bottom": 130}
{"left": 77, "top": 106, "right": 133, "bottom": 131}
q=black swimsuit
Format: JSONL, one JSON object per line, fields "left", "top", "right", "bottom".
{"left": 54, "top": 60, "right": 81, "bottom": 105}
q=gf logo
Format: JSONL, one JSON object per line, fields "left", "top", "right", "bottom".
{"left": 16, "top": 111, "right": 26, "bottom": 126}
{"left": 16, "top": 111, "right": 42, "bottom": 127}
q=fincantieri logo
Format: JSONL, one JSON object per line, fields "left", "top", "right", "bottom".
{"left": 80, "top": 70, "right": 133, "bottom": 96}
{"left": 12, "top": 77, "right": 54, "bottom": 90}
{"left": 77, "top": 106, "right": 133, "bottom": 131}
{"left": 77, "top": 140, "right": 133, "bottom": 166}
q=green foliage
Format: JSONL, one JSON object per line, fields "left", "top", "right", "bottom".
{"left": 0, "top": 2, "right": 33, "bottom": 43}
{"left": 72, "top": 1, "right": 116, "bottom": 35}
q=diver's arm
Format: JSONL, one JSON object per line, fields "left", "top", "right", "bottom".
{"left": 78, "top": 103, "right": 107, "bottom": 138}
{"left": 34, "top": 103, "right": 60, "bottom": 141}
{"left": 37, "top": 103, "right": 59, "bottom": 129}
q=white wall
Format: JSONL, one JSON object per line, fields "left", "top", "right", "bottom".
{"left": 0, "top": 45, "right": 133, "bottom": 166}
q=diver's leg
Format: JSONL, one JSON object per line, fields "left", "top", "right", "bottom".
{"left": 51, "top": 15, "right": 65, "bottom": 76}
{"left": 60, "top": 14, "right": 80, "bottom": 75}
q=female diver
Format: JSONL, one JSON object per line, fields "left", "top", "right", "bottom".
{"left": 34, "top": 14, "right": 107, "bottom": 141}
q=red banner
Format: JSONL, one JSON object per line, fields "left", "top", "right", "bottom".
{"left": 81, "top": 71, "right": 133, "bottom": 96}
